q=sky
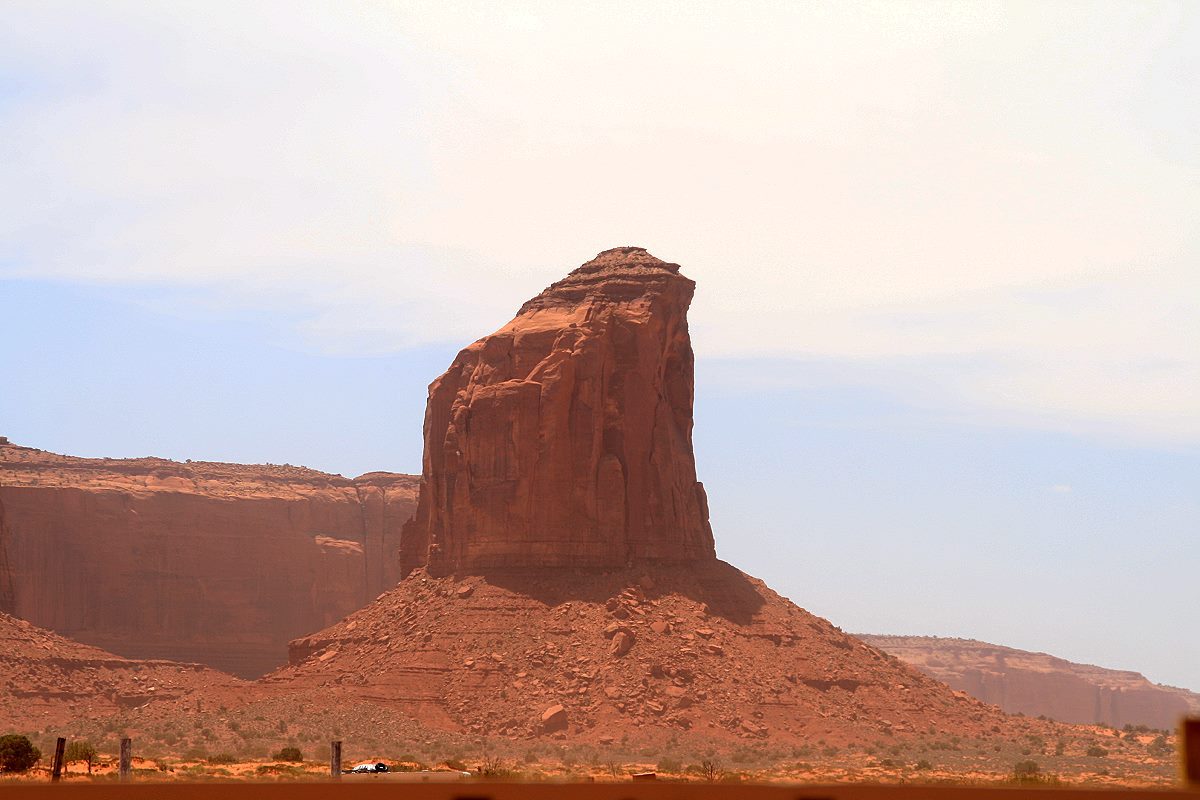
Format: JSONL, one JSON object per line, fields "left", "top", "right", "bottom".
{"left": 1, "top": 2, "right": 1197, "bottom": 690}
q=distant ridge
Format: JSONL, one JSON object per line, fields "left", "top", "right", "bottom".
{"left": 859, "top": 635, "right": 1200, "bottom": 729}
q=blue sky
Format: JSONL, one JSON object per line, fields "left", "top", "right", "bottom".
{"left": 1, "top": 2, "right": 1197, "bottom": 690}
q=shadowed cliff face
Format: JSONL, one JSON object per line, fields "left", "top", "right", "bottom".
{"left": 401, "top": 247, "right": 716, "bottom": 575}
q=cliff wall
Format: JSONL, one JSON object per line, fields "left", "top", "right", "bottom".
{"left": 0, "top": 442, "right": 418, "bottom": 677}
{"left": 860, "top": 635, "right": 1200, "bottom": 729}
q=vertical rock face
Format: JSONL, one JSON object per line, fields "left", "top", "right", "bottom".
{"left": 0, "top": 497, "right": 15, "bottom": 614}
{"left": 402, "top": 247, "right": 716, "bottom": 574}
{"left": 0, "top": 442, "right": 419, "bottom": 678}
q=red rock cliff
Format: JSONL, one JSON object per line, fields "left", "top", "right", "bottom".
{"left": 860, "top": 635, "right": 1200, "bottom": 729}
{"left": 401, "top": 247, "right": 716, "bottom": 574}
{"left": 0, "top": 442, "right": 418, "bottom": 678}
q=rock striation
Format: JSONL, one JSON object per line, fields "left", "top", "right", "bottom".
{"left": 860, "top": 635, "right": 1200, "bottom": 730}
{"left": 402, "top": 247, "right": 715, "bottom": 575}
{"left": 0, "top": 441, "right": 418, "bottom": 678}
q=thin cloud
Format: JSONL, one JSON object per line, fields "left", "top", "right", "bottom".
{"left": 1, "top": 1, "right": 1196, "bottom": 443}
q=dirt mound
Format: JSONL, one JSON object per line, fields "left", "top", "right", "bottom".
{"left": 860, "top": 635, "right": 1200, "bottom": 729}
{"left": 269, "top": 562, "right": 1037, "bottom": 748}
{"left": 0, "top": 611, "right": 243, "bottom": 729}
{"left": 0, "top": 441, "right": 417, "bottom": 677}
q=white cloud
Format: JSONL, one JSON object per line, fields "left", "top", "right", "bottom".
{"left": 1050, "top": 485, "right": 1073, "bottom": 494}
{"left": 1, "top": 1, "right": 1197, "bottom": 442}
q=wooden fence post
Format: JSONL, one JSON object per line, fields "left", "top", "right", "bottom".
{"left": 1183, "top": 717, "right": 1200, "bottom": 787}
{"left": 330, "top": 740, "right": 342, "bottom": 779}
{"left": 50, "top": 737, "right": 66, "bottom": 782}
{"left": 119, "top": 738, "right": 132, "bottom": 782}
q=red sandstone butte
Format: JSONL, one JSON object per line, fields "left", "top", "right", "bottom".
{"left": 273, "top": 248, "right": 1048, "bottom": 747}
{"left": 0, "top": 442, "right": 418, "bottom": 677}
{"left": 401, "top": 247, "right": 715, "bottom": 574}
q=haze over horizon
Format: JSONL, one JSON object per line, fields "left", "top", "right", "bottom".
{"left": 2, "top": 3, "right": 1197, "bottom": 693}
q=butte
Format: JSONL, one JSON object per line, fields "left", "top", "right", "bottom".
{"left": 268, "top": 247, "right": 1032, "bottom": 747}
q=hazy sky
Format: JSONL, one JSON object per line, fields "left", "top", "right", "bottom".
{"left": 2, "top": 2, "right": 1197, "bottom": 690}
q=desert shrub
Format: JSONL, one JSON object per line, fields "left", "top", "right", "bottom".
{"left": 729, "top": 746, "right": 756, "bottom": 764}
{"left": 207, "top": 753, "right": 237, "bottom": 765}
{"left": 1010, "top": 760, "right": 1063, "bottom": 786}
{"left": 1055, "top": 739, "right": 1066, "bottom": 756}
{"left": 273, "top": 747, "right": 303, "bottom": 762}
{"left": 256, "top": 764, "right": 303, "bottom": 777}
{"left": 915, "top": 759, "right": 932, "bottom": 771}
{"left": 479, "top": 754, "right": 512, "bottom": 778}
{"left": 1086, "top": 745, "right": 1108, "bottom": 758}
{"left": 1149, "top": 735, "right": 1173, "bottom": 758}
{"left": 656, "top": 756, "right": 681, "bottom": 773}
{"left": 65, "top": 740, "right": 98, "bottom": 773}
{"left": 0, "top": 734, "right": 41, "bottom": 773}
{"left": 442, "top": 757, "right": 468, "bottom": 771}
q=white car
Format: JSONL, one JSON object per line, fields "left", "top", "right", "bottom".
{"left": 346, "top": 762, "right": 389, "bottom": 774}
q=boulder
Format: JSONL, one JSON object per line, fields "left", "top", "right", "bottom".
{"left": 540, "top": 703, "right": 568, "bottom": 732}
{"left": 609, "top": 631, "right": 635, "bottom": 658}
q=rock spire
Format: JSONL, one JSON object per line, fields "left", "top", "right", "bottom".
{"left": 401, "top": 247, "right": 716, "bottom": 574}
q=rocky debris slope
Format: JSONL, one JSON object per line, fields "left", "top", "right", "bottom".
{"left": 860, "top": 635, "right": 1200, "bottom": 730}
{"left": 0, "top": 441, "right": 418, "bottom": 677}
{"left": 0, "top": 611, "right": 243, "bottom": 729}
{"left": 401, "top": 247, "right": 715, "bottom": 575}
{"left": 270, "top": 564, "right": 1034, "bottom": 747}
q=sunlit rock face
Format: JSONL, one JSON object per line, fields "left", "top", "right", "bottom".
{"left": 401, "top": 247, "right": 716, "bottom": 574}
{"left": 0, "top": 443, "right": 418, "bottom": 678}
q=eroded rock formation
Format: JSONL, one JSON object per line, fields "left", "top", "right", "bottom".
{"left": 271, "top": 248, "right": 1053, "bottom": 749}
{"left": 402, "top": 247, "right": 715, "bottom": 574}
{"left": 0, "top": 442, "right": 418, "bottom": 677}
{"left": 860, "top": 635, "right": 1200, "bottom": 729}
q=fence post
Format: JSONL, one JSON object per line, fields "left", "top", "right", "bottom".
{"left": 330, "top": 740, "right": 342, "bottom": 779}
{"left": 1184, "top": 717, "right": 1200, "bottom": 787}
{"left": 50, "top": 737, "right": 66, "bottom": 782}
{"left": 119, "top": 738, "right": 132, "bottom": 782}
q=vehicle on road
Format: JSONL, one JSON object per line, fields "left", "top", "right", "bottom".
{"left": 345, "top": 762, "right": 389, "bottom": 774}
